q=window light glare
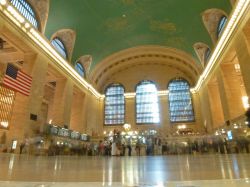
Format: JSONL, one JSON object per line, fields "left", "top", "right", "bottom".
{"left": 136, "top": 81, "right": 160, "bottom": 124}
{"left": 242, "top": 96, "right": 250, "bottom": 109}
{"left": 104, "top": 84, "right": 125, "bottom": 125}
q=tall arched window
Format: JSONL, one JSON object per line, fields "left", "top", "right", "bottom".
{"left": 75, "top": 62, "right": 85, "bottom": 77}
{"left": 104, "top": 84, "right": 125, "bottom": 125}
{"left": 51, "top": 38, "right": 67, "bottom": 59}
{"left": 204, "top": 47, "right": 211, "bottom": 64}
{"left": 136, "top": 80, "right": 160, "bottom": 124}
{"left": 217, "top": 16, "right": 227, "bottom": 38}
{"left": 10, "top": 0, "right": 39, "bottom": 29}
{"left": 168, "top": 78, "right": 194, "bottom": 123}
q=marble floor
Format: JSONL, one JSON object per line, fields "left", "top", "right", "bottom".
{"left": 0, "top": 153, "right": 250, "bottom": 186}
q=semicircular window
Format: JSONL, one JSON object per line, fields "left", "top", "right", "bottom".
{"left": 75, "top": 62, "right": 85, "bottom": 77}
{"left": 10, "top": 0, "right": 39, "bottom": 29}
{"left": 104, "top": 84, "right": 125, "bottom": 125}
{"left": 217, "top": 16, "right": 227, "bottom": 38}
{"left": 136, "top": 80, "right": 160, "bottom": 124}
{"left": 51, "top": 38, "right": 67, "bottom": 59}
{"left": 168, "top": 78, "right": 194, "bottom": 123}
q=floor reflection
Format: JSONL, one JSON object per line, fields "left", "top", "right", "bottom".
{"left": 0, "top": 153, "right": 250, "bottom": 184}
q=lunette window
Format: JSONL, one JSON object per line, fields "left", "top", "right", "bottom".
{"left": 104, "top": 84, "right": 125, "bottom": 125}
{"left": 51, "top": 38, "right": 67, "bottom": 59}
{"left": 136, "top": 80, "right": 160, "bottom": 124}
{"left": 168, "top": 78, "right": 194, "bottom": 123}
{"left": 10, "top": 0, "right": 38, "bottom": 29}
{"left": 217, "top": 16, "right": 227, "bottom": 38}
{"left": 204, "top": 48, "right": 211, "bottom": 64}
{"left": 75, "top": 62, "right": 85, "bottom": 77}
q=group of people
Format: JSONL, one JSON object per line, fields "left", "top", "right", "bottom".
{"left": 2, "top": 129, "right": 249, "bottom": 156}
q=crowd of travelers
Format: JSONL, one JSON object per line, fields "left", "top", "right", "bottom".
{"left": 45, "top": 135, "right": 250, "bottom": 156}
{"left": 1, "top": 132, "right": 250, "bottom": 156}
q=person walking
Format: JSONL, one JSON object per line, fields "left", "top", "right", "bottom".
{"left": 135, "top": 141, "right": 141, "bottom": 156}
{"left": 127, "top": 141, "right": 132, "bottom": 156}
{"left": 19, "top": 141, "right": 25, "bottom": 154}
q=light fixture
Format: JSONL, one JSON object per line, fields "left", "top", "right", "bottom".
{"left": 123, "top": 123, "right": 131, "bottom": 131}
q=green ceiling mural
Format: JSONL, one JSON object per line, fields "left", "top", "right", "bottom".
{"left": 45, "top": 0, "right": 231, "bottom": 69}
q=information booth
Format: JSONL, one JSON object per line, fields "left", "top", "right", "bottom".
{"left": 44, "top": 124, "right": 90, "bottom": 155}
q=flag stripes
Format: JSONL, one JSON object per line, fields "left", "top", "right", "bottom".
{"left": 2, "top": 63, "right": 32, "bottom": 96}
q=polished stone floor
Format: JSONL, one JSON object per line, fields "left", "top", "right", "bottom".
{"left": 0, "top": 153, "right": 250, "bottom": 186}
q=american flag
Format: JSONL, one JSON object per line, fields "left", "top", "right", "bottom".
{"left": 2, "top": 63, "right": 32, "bottom": 96}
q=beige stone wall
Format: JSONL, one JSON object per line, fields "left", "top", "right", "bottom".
{"left": 101, "top": 64, "right": 193, "bottom": 92}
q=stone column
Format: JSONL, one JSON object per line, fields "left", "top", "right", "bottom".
{"left": 207, "top": 82, "right": 225, "bottom": 128}
{"left": 216, "top": 68, "right": 230, "bottom": 122}
{"left": 25, "top": 55, "right": 48, "bottom": 134}
{"left": 199, "top": 85, "right": 213, "bottom": 132}
{"left": 159, "top": 95, "right": 169, "bottom": 136}
{"left": 85, "top": 92, "right": 103, "bottom": 136}
{"left": 51, "top": 78, "right": 73, "bottom": 127}
{"left": 192, "top": 92, "right": 204, "bottom": 133}
{"left": 70, "top": 91, "right": 86, "bottom": 132}
{"left": 125, "top": 97, "right": 135, "bottom": 130}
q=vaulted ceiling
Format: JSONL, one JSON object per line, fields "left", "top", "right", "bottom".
{"left": 45, "top": 0, "right": 231, "bottom": 70}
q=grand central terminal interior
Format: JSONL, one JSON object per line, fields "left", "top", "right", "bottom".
{"left": 1, "top": 0, "right": 250, "bottom": 186}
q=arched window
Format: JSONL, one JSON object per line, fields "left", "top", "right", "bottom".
{"left": 75, "top": 62, "right": 85, "bottom": 77}
{"left": 51, "top": 38, "right": 67, "bottom": 59}
{"left": 168, "top": 78, "right": 194, "bottom": 123}
{"left": 136, "top": 80, "right": 160, "bottom": 124}
{"left": 104, "top": 84, "right": 125, "bottom": 125}
{"left": 217, "top": 16, "right": 227, "bottom": 38}
{"left": 10, "top": 0, "right": 39, "bottom": 29}
{"left": 204, "top": 47, "right": 211, "bottom": 63}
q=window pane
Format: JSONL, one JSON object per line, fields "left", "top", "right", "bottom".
{"left": 104, "top": 84, "right": 125, "bottom": 125}
{"left": 168, "top": 78, "right": 195, "bottom": 122}
{"left": 10, "top": 0, "right": 38, "bottom": 29}
{"left": 217, "top": 16, "right": 227, "bottom": 38}
{"left": 51, "top": 38, "right": 67, "bottom": 59}
{"left": 75, "top": 62, "right": 85, "bottom": 77}
{"left": 136, "top": 80, "right": 160, "bottom": 124}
